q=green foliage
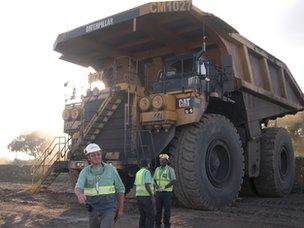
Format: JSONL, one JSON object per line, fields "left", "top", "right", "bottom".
{"left": 7, "top": 130, "right": 53, "bottom": 158}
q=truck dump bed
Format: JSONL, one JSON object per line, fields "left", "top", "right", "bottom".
{"left": 54, "top": 0, "right": 304, "bottom": 115}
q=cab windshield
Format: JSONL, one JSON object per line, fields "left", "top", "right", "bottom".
{"left": 164, "top": 57, "right": 195, "bottom": 80}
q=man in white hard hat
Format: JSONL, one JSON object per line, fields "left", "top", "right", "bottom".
{"left": 74, "top": 143, "right": 125, "bottom": 228}
{"left": 154, "top": 154, "right": 176, "bottom": 228}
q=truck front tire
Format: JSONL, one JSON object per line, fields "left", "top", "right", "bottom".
{"left": 171, "top": 114, "right": 244, "bottom": 210}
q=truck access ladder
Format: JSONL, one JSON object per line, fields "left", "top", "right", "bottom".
{"left": 73, "top": 91, "right": 123, "bottom": 153}
{"left": 30, "top": 136, "right": 69, "bottom": 193}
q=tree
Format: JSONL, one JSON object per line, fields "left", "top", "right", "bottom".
{"left": 275, "top": 111, "right": 304, "bottom": 156}
{"left": 7, "top": 130, "right": 53, "bottom": 158}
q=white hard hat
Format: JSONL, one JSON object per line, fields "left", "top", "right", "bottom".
{"left": 84, "top": 143, "right": 101, "bottom": 155}
{"left": 159, "top": 154, "right": 169, "bottom": 160}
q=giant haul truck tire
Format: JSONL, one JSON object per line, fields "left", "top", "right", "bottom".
{"left": 253, "top": 128, "right": 295, "bottom": 197}
{"left": 171, "top": 114, "right": 244, "bottom": 210}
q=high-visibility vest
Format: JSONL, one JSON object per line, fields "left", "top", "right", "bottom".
{"left": 155, "top": 166, "right": 173, "bottom": 192}
{"left": 84, "top": 185, "right": 116, "bottom": 196}
{"left": 135, "top": 168, "right": 153, "bottom": 196}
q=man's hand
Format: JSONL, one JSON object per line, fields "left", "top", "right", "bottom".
{"left": 115, "top": 208, "right": 124, "bottom": 222}
{"left": 77, "top": 193, "right": 87, "bottom": 204}
{"left": 75, "top": 188, "right": 87, "bottom": 204}
{"left": 115, "top": 193, "right": 125, "bottom": 222}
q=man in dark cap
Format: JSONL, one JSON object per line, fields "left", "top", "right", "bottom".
{"left": 134, "top": 159, "right": 155, "bottom": 228}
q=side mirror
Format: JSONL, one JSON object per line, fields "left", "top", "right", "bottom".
{"left": 197, "top": 61, "right": 207, "bottom": 76}
{"left": 157, "top": 70, "right": 164, "bottom": 81}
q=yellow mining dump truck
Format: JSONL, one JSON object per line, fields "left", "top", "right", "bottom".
{"left": 47, "top": 1, "right": 303, "bottom": 209}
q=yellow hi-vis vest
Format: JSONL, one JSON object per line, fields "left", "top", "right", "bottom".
{"left": 155, "top": 166, "right": 173, "bottom": 192}
{"left": 84, "top": 185, "right": 116, "bottom": 196}
{"left": 135, "top": 168, "right": 153, "bottom": 196}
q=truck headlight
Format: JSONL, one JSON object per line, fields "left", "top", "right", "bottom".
{"left": 139, "top": 97, "right": 151, "bottom": 111}
{"left": 152, "top": 95, "right": 164, "bottom": 110}
{"left": 71, "top": 108, "right": 79, "bottom": 120}
{"left": 62, "top": 109, "right": 70, "bottom": 120}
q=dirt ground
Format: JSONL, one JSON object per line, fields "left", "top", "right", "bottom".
{"left": 1, "top": 179, "right": 304, "bottom": 228}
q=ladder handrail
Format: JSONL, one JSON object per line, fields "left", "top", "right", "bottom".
{"left": 33, "top": 136, "right": 58, "bottom": 163}
{"left": 33, "top": 136, "right": 66, "bottom": 161}
{"left": 30, "top": 136, "right": 68, "bottom": 175}
{"left": 31, "top": 137, "right": 64, "bottom": 171}
{"left": 61, "top": 136, "right": 71, "bottom": 158}
{"left": 31, "top": 136, "right": 71, "bottom": 193}
{"left": 82, "top": 94, "right": 113, "bottom": 138}
{"left": 70, "top": 92, "right": 115, "bottom": 152}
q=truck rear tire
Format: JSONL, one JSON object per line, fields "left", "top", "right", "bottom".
{"left": 253, "top": 128, "right": 295, "bottom": 197}
{"left": 170, "top": 114, "right": 244, "bottom": 210}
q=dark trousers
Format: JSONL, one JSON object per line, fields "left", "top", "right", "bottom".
{"left": 155, "top": 191, "right": 172, "bottom": 227}
{"left": 137, "top": 196, "right": 155, "bottom": 228}
{"left": 88, "top": 210, "right": 116, "bottom": 228}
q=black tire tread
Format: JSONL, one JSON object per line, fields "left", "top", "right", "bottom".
{"left": 171, "top": 114, "right": 244, "bottom": 210}
{"left": 253, "top": 127, "right": 294, "bottom": 197}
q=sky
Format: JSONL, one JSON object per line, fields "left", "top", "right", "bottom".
{"left": 0, "top": 0, "right": 303, "bottom": 160}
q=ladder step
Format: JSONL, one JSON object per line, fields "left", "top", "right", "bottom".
{"left": 115, "top": 99, "right": 122, "bottom": 104}
{"left": 90, "top": 135, "right": 96, "bottom": 140}
{"left": 103, "top": 105, "right": 119, "bottom": 111}
{"left": 102, "top": 117, "right": 109, "bottom": 122}
{"left": 106, "top": 111, "right": 114, "bottom": 116}
{"left": 84, "top": 135, "right": 96, "bottom": 141}
{"left": 94, "top": 129, "right": 100, "bottom": 134}
{"left": 91, "top": 125, "right": 103, "bottom": 130}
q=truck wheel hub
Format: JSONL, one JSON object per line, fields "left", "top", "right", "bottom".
{"left": 206, "top": 140, "right": 231, "bottom": 188}
{"left": 279, "top": 146, "right": 288, "bottom": 178}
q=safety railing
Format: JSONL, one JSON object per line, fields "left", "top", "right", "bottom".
{"left": 82, "top": 94, "right": 113, "bottom": 139}
{"left": 30, "top": 136, "right": 70, "bottom": 183}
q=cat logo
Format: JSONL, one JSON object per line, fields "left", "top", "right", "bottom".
{"left": 177, "top": 98, "right": 191, "bottom": 108}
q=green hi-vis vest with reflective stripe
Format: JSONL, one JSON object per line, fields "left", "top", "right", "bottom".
{"left": 155, "top": 166, "right": 173, "bottom": 192}
{"left": 84, "top": 185, "right": 115, "bottom": 196}
{"left": 135, "top": 168, "right": 153, "bottom": 196}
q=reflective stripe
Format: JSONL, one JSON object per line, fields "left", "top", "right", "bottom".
{"left": 135, "top": 168, "right": 153, "bottom": 196}
{"left": 84, "top": 185, "right": 115, "bottom": 196}
{"left": 155, "top": 166, "right": 173, "bottom": 192}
